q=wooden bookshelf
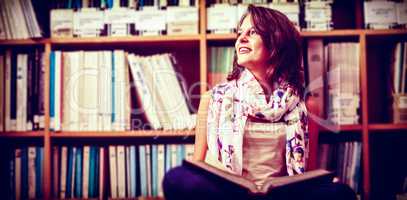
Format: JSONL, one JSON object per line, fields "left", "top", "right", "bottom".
{"left": 1, "top": 1, "right": 407, "bottom": 200}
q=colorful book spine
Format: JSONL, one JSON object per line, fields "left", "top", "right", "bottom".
{"left": 139, "top": 145, "right": 147, "bottom": 196}
{"left": 75, "top": 147, "right": 83, "bottom": 197}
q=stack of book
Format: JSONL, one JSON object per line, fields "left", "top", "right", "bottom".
{"left": 391, "top": 42, "right": 407, "bottom": 123}
{"left": 327, "top": 42, "right": 360, "bottom": 125}
{"left": 49, "top": 50, "right": 195, "bottom": 131}
{"left": 50, "top": 0, "right": 198, "bottom": 37}
{"left": 306, "top": 40, "right": 360, "bottom": 125}
{"left": 364, "top": 0, "right": 407, "bottom": 29}
{"left": 304, "top": 0, "right": 333, "bottom": 31}
{"left": 0, "top": 0, "right": 43, "bottom": 39}
{"left": 8, "top": 146, "right": 44, "bottom": 200}
{"left": 0, "top": 49, "right": 45, "bottom": 132}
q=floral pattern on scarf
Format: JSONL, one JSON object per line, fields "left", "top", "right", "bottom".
{"left": 207, "top": 69, "right": 308, "bottom": 176}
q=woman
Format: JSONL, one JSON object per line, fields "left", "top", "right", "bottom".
{"left": 163, "top": 5, "right": 356, "bottom": 200}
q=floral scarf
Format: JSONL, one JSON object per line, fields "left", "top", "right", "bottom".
{"left": 207, "top": 68, "right": 308, "bottom": 176}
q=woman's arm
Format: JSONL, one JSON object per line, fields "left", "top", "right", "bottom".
{"left": 193, "top": 91, "right": 212, "bottom": 161}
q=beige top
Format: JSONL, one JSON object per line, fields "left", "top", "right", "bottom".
{"left": 241, "top": 121, "right": 287, "bottom": 187}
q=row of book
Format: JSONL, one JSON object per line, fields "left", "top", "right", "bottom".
{"left": 52, "top": 144, "right": 193, "bottom": 199}
{"left": 391, "top": 42, "right": 407, "bottom": 123}
{"left": 0, "top": 0, "right": 43, "bottom": 39}
{"left": 207, "top": 3, "right": 300, "bottom": 33}
{"left": 8, "top": 147, "right": 44, "bottom": 200}
{"left": 304, "top": 1, "right": 332, "bottom": 31}
{"left": 50, "top": 6, "right": 198, "bottom": 37}
{"left": 318, "top": 141, "right": 362, "bottom": 194}
{"left": 207, "top": 46, "right": 234, "bottom": 87}
{"left": 364, "top": 1, "right": 407, "bottom": 29}
{"left": 307, "top": 40, "right": 360, "bottom": 125}
{"left": 51, "top": 0, "right": 198, "bottom": 9}
{"left": 0, "top": 49, "right": 46, "bottom": 132}
{"left": 49, "top": 50, "right": 196, "bottom": 131}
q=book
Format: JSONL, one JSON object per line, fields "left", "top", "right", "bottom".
{"left": 183, "top": 159, "right": 334, "bottom": 196}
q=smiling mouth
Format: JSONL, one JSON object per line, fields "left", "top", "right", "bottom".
{"left": 239, "top": 47, "right": 251, "bottom": 54}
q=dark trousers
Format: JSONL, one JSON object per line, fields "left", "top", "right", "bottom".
{"left": 163, "top": 166, "right": 357, "bottom": 200}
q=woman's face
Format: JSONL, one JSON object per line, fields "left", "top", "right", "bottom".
{"left": 235, "top": 15, "right": 270, "bottom": 71}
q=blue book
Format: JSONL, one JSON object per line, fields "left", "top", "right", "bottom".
{"left": 35, "top": 147, "right": 43, "bottom": 198}
{"left": 139, "top": 145, "right": 147, "bottom": 196}
{"left": 151, "top": 145, "right": 158, "bottom": 197}
{"left": 106, "top": 0, "right": 113, "bottom": 8}
{"left": 74, "top": 147, "right": 82, "bottom": 198}
{"left": 177, "top": 145, "right": 185, "bottom": 166}
{"left": 65, "top": 147, "right": 73, "bottom": 198}
{"left": 88, "top": 146, "right": 96, "bottom": 197}
{"left": 94, "top": 147, "right": 100, "bottom": 198}
{"left": 21, "top": 148, "right": 28, "bottom": 200}
{"left": 49, "top": 51, "right": 55, "bottom": 131}
{"left": 165, "top": 145, "right": 172, "bottom": 172}
{"left": 130, "top": 145, "right": 137, "bottom": 197}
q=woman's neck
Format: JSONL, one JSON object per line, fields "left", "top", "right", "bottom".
{"left": 250, "top": 68, "right": 273, "bottom": 97}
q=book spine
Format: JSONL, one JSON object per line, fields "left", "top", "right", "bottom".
{"left": 108, "top": 145, "right": 118, "bottom": 198}
{"left": 36, "top": 147, "right": 43, "bottom": 198}
{"left": 28, "top": 147, "right": 36, "bottom": 199}
{"left": 75, "top": 146, "right": 83, "bottom": 198}
{"left": 117, "top": 145, "right": 126, "bottom": 198}
{"left": 65, "top": 147, "right": 73, "bottom": 198}
{"left": 15, "top": 148, "right": 22, "bottom": 200}
{"left": 82, "top": 145, "right": 90, "bottom": 198}
{"left": 60, "top": 146, "right": 67, "bottom": 199}
{"left": 88, "top": 146, "right": 96, "bottom": 197}
{"left": 130, "top": 145, "right": 137, "bottom": 197}
{"left": 139, "top": 145, "right": 147, "bottom": 196}
{"left": 151, "top": 144, "right": 158, "bottom": 197}
{"left": 99, "top": 147, "right": 105, "bottom": 199}
{"left": 21, "top": 148, "right": 28, "bottom": 200}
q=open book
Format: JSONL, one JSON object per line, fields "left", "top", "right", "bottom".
{"left": 183, "top": 159, "right": 335, "bottom": 196}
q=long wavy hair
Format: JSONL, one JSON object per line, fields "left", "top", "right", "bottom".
{"left": 227, "top": 4, "right": 304, "bottom": 97}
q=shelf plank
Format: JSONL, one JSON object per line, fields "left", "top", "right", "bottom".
{"left": 206, "top": 30, "right": 362, "bottom": 41}
{"left": 318, "top": 124, "right": 363, "bottom": 132}
{"left": 0, "top": 131, "right": 45, "bottom": 138}
{"left": 51, "top": 130, "right": 195, "bottom": 138}
{"left": 0, "top": 38, "right": 47, "bottom": 45}
{"left": 364, "top": 29, "right": 407, "bottom": 36}
{"left": 368, "top": 123, "right": 407, "bottom": 131}
{"left": 300, "top": 29, "right": 361, "bottom": 37}
{"left": 50, "top": 35, "right": 201, "bottom": 45}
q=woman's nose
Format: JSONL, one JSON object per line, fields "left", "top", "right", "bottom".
{"left": 237, "top": 33, "right": 248, "bottom": 43}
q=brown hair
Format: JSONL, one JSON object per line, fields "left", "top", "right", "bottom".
{"left": 227, "top": 4, "right": 304, "bottom": 97}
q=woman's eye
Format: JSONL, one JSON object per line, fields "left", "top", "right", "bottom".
{"left": 249, "top": 29, "right": 257, "bottom": 36}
